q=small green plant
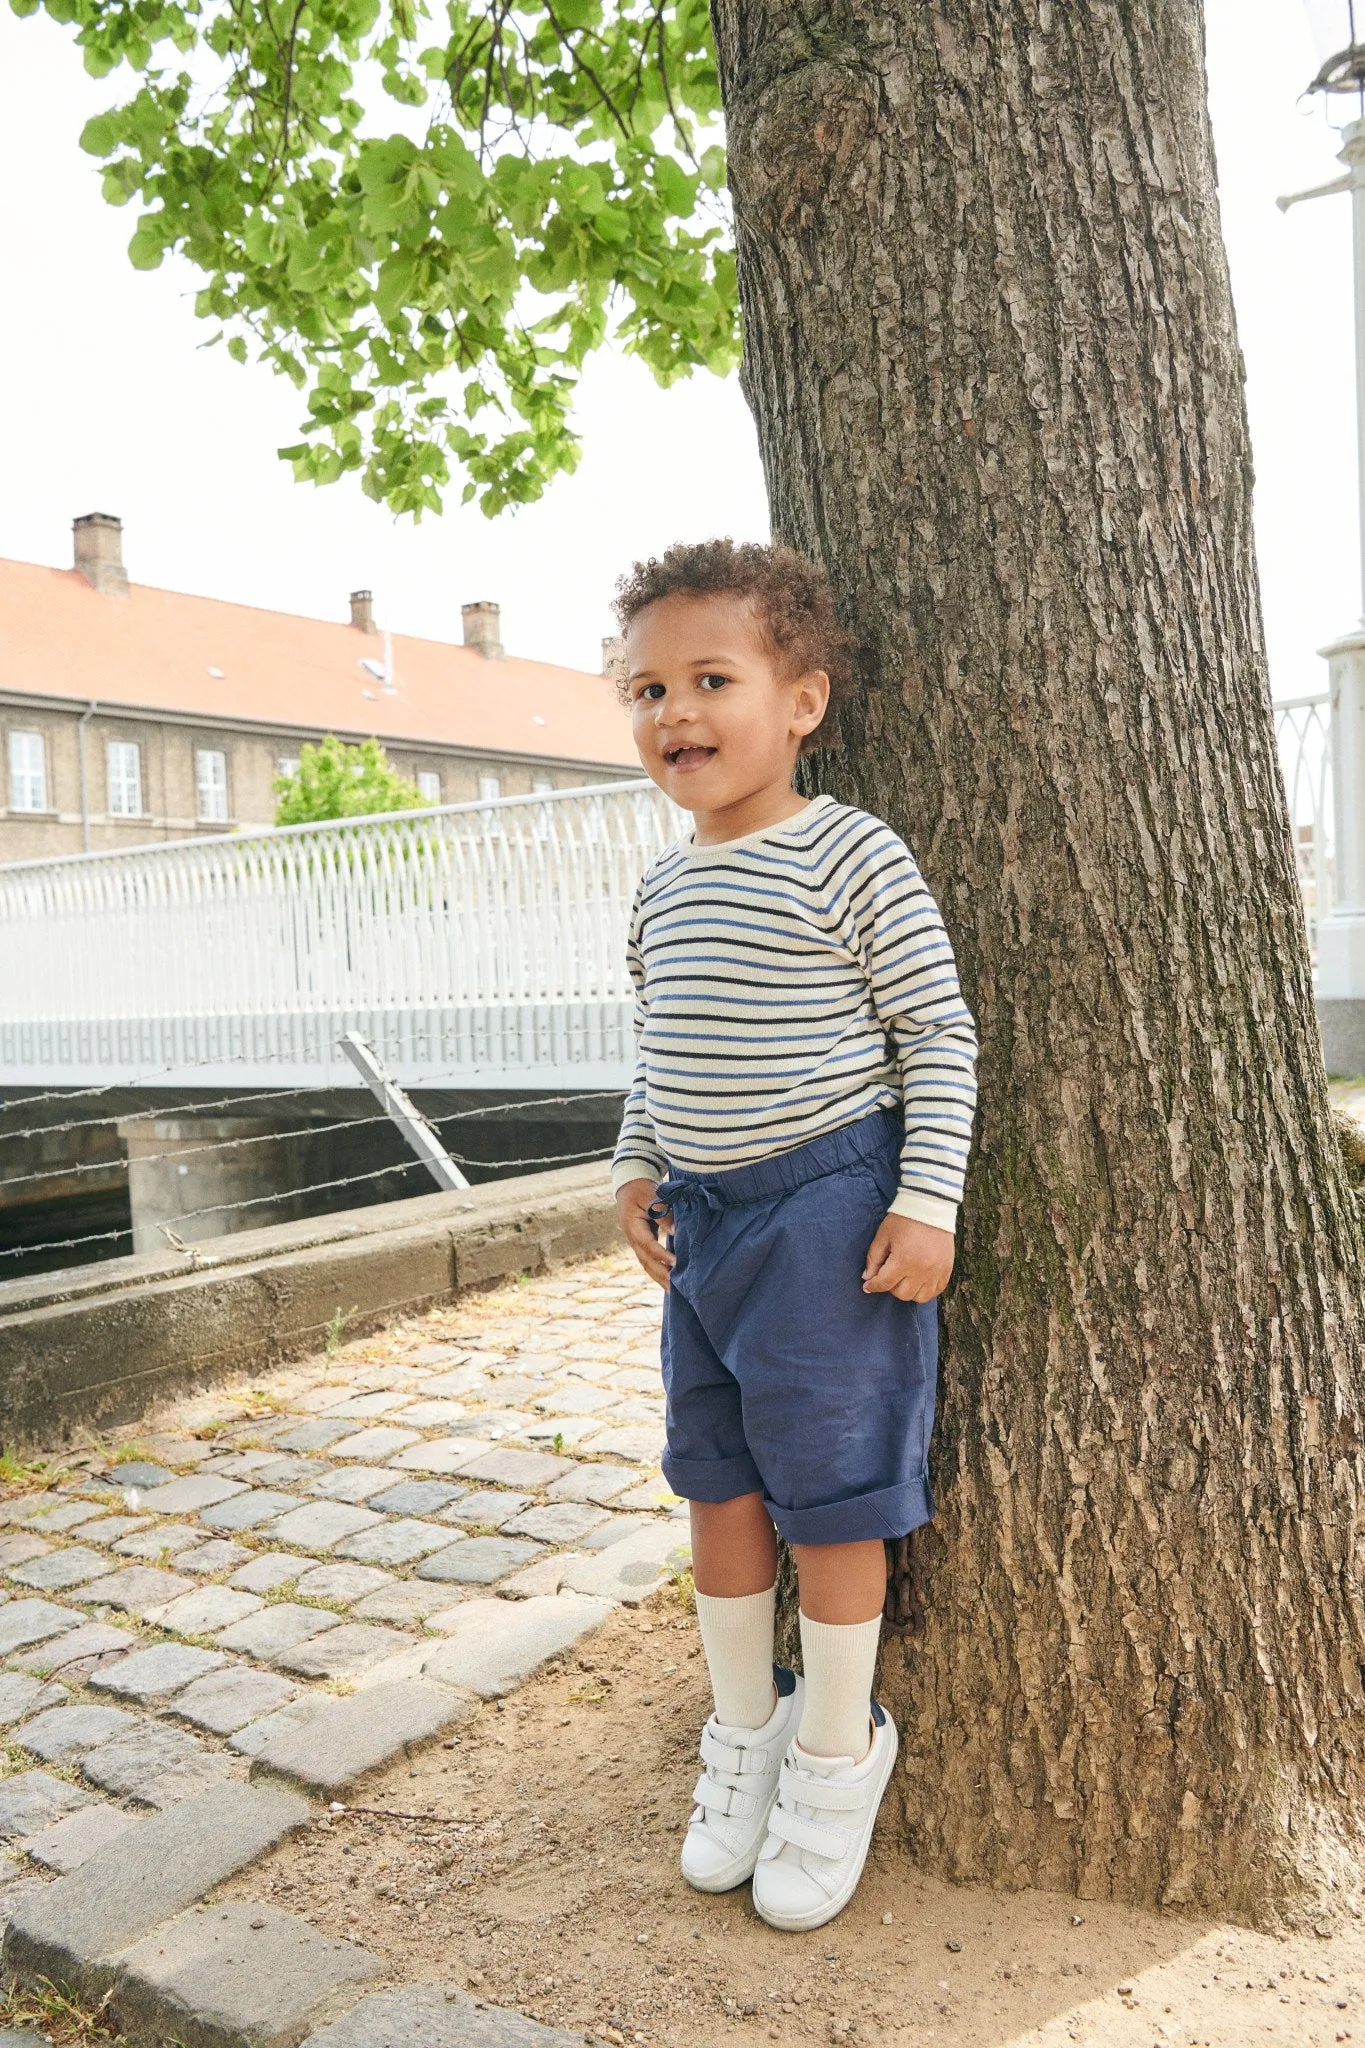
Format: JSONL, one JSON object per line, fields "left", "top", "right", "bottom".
{"left": 274, "top": 736, "right": 425, "bottom": 826}
{"left": 0, "top": 1449, "right": 53, "bottom": 1491}
{"left": 326, "top": 1305, "right": 359, "bottom": 1359}
{"left": 553, "top": 1432, "right": 565, "bottom": 1455}
{"left": 670, "top": 1566, "right": 697, "bottom": 1615}
{"left": 0, "top": 1976, "right": 121, "bottom": 2043}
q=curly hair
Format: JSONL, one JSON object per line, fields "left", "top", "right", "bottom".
{"left": 612, "top": 538, "right": 853, "bottom": 754}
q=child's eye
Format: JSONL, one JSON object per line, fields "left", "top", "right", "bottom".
{"left": 635, "top": 681, "right": 666, "bottom": 701}
{"left": 698, "top": 672, "right": 729, "bottom": 691}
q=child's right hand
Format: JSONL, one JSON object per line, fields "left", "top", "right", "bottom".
{"left": 615, "top": 1178, "right": 675, "bottom": 1289}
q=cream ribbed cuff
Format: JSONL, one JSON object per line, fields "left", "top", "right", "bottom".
{"left": 694, "top": 1584, "right": 777, "bottom": 1730}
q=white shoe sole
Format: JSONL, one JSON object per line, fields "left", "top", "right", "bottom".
{"left": 751, "top": 1719, "right": 899, "bottom": 1933}
{"left": 680, "top": 1834, "right": 772, "bottom": 1894}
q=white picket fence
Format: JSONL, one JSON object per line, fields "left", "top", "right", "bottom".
{"left": 1276, "top": 693, "right": 1333, "bottom": 951}
{"left": 0, "top": 781, "right": 681, "bottom": 1088}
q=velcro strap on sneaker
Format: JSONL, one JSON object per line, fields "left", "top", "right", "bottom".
{"left": 692, "top": 1771, "right": 754, "bottom": 1820}
{"left": 778, "top": 1764, "right": 866, "bottom": 1811}
{"left": 765, "top": 1801, "right": 848, "bottom": 1860}
{"left": 700, "top": 1727, "right": 767, "bottom": 1775}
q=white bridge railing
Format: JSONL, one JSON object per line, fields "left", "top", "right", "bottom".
{"left": 0, "top": 781, "right": 681, "bottom": 1089}
{"left": 1276, "top": 693, "right": 1333, "bottom": 954}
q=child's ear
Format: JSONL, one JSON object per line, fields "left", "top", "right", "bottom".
{"left": 792, "top": 668, "right": 831, "bottom": 737}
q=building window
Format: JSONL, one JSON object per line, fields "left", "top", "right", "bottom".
{"left": 7, "top": 730, "right": 47, "bottom": 812}
{"left": 107, "top": 740, "right": 143, "bottom": 817}
{"left": 478, "top": 773, "right": 501, "bottom": 802}
{"left": 276, "top": 756, "right": 300, "bottom": 781}
{"left": 416, "top": 770, "right": 441, "bottom": 805}
{"left": 196, "top": 748, "right": 229, "bottom": 822}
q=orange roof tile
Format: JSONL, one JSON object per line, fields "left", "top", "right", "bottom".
{"left": 0, "top": 558, "right": 639, "bottom": 769}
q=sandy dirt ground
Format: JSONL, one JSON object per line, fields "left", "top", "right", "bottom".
{"left": 220, "top": 1589, "right": 1365, "bottom": 2048}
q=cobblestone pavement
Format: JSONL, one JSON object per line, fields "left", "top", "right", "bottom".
{"left": 0, "top": 1249, "right": 684, "bottom": 2044}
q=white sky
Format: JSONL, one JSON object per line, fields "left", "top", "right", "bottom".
{"left": 0, "top": 1, "right": 1356, "bottom": 695}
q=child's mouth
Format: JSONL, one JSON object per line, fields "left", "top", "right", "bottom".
{"left": 663, "top": 745, "right": 716, "bottom": 771}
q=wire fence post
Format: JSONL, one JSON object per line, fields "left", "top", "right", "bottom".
{"left": 337, "top": 1032, "right": 471, "bottom": 1193}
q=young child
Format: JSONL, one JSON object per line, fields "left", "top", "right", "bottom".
{"left": 611, "top": 539, "right": 978, "bottom": 1933}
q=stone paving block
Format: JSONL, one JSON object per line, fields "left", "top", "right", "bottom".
{"left": 366, "top": 1479, "right": 465, "bottom": 1517}
{"left": 111, "top": 1523, "right": 203, "bottom": 1559}
{"left": 516, "top": 1416, "right": 602, "bottom": 1446}
{"left": 13, "top": 1704, "right": 137, "bottom": 1763}
{"left": 412, "top": 1367, "right": 492, "bottom": 1398}
{"left": 198, "top": 1489, "right": 301, "bottom": 1532}
{"left": 559, "top": 1356, "right": 618, "bottom": 1382}
{"left": 293, "top": 1563, "right": 393, "bottom": 1603}
{"left": 416, "top": 1595, "right": 614, "bottom": 1698}
{"left": 19, "top": 1502, "right": 106, "bottom": 1535}
{"left": 614, "top": 1476, "right": 679, "bottom": 1511}
{"left": 229, "top": 1554, "right": 310, "bottom": 1594}
{"left": 135, "top": 1475, "right": 250, "bottom": 1515}
{"left": 389, "top": 1399, "right": 468, "bottom": 1427}
{"left": 0, "top": 1600, "right": 82, "bottom": 1656}
{"left": 602, "top": 1398, "right": 666, "bottom": 1426}
{"left": 576, "top": 1424, "right": 667, "bottom": 1464}
{"left": 559, "top": 1521, "right": 690, "bottom": 1605}
{"left": 178, "top": 1539, "right": 253, "bottom": 1576}
{"left": 102, "top": 1461, "right": 177, "bottom": 1491}
{"left": 317, "top": 1390, "right": 416, "bottom": 1418}
{"left": 110, "top": 1901, "right": 382, "bottom": 2047}
{"left": 306, "top": 1466, "right": 401, "bottom": 1504}
{"left": 273, "top": 1419, "right": 361, "bottom": 1453}
{"left": 348, "top": 1584, "right": 465, "bottom": 1626}
{"left": 497, "top": 1552, "right": 589, "bottom": 1600}
{"left": 274, "top": 1624, "right": 412, "bottom": 1681}
{"left": 607, "top": 1367, "right": 665, "bottom": 1394}
{"left": 384, "top": 1439, "right": 484, "bottom": 1476}
{"left": 90, "top": 1643, "right": 228, "bottom": 1702}
{"left": 266, "top": 1502, "right": 384, "bottom": 1551}
{"left": 501, "top": 1503, "right": 609, "bottom": 1544}
{"left": 152, "top": 1586, "right": 264, "bottom": 1637}
{"left": 0, "top": 1493, "right": 63, "bottom": 1526}
{"left": 78, "top": 1565, "right": 196, "bottom": 1617}
{"left": 170, "top": 1667, "right": 298, "bottom": 1735}
{"left": 436, "top": 1491, "right": 530, "bottom": 1530}
{"left": 409, "top": 1343, "right": 475, "bottom": 1366}
{"left": 5, "top": 1548, "right": 108, "bottom": 1594}
{"left": 0, "top": 1535, "right": 52, "bottom": 1569}
{"left": 452, "top": 1447, "right": 572, "bottom": 1489}
{"left": 416, "top": 1537, "right": 540, "bottom": 1585}
{"left": 327, "top": 1426, "right": 423, "bottom": 1462}
{"left": 1, "top": 1780, "right": 309, "bottom": 1994}
{"left": 0, "top": 1771, "right": 95, "bottom": 1839}
{"left": 228, "top": 1694, "right": 332, "bottom": 1759}
{"left": 580, "top": 1515, "right": 639, "bottom": 1551}
{"left": 445, "top": 1411, "right": 537, "bottom": 1443}
{"left": 300, "top": 1983, "right": 586, "bottom": 2047}
{"left": 200, "top": 1451, "right": 282, "bottom": 1477}
{"left": 544, "top": 1465, "right": 639, "bottom": 1506}
{"left": 0, "top": 1674, "right": 66, "bottom": 1727}
{"left": 249, "top": 1676, "right": 473, "bottom": 1798}
{"left": 333, "top": 1520, "right": 462, "bottom": 1568}
{"left": 79, "top": 1515, "right": 154, "bottom": 1548}
{"left": 215, "top": 1603, "right": 342, "bottom": 1659}
{"left": 22, "top": 1801, "right": 138, "bottom": 1873}
{"left": 83, "top": 1729, "right": 238, "bottom": 1809}
{"left": 249, "top": 1456, "right": 330, "bottom": 1488}
{"left": 13, "top": 1621, "right": 138, "bottom": 1674}
{"left": 532, "top": 1384, "right": 621, "bottom": 1416}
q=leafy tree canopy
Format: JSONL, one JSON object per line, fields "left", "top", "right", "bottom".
{"left": 273, "top": 733, "right": 426, "bottom": 821}
{"left": 13, "top": 0, "right": 733, "bottom": 516}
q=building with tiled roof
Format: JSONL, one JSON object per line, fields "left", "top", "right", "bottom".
{"left": 0, "top": 513, "right": 637, "bottom": 862}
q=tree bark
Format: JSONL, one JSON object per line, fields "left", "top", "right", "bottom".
{"left": 712, "top": 0, "right": 1365, "bottom": 1918}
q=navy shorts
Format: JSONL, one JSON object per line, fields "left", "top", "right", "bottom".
{"left": 654, "top": 1109, "right": 938, "bottom": 1546}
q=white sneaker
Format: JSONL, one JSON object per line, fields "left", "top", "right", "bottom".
{"left": 680, "top": 1667, "right": 804, "bottom": 1893}
{"left": 751, "top": 1699, "right": 898, "bottom": 1931}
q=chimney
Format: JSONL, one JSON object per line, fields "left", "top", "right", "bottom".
{"left": 350, "top": 588, "right": 378, "bottom": 634}
{"left": 74, "top": 512, "right": 128, "bottom": 597}
{"left": 601, "top": 634, "right": 626, "bottom": 681}
{"left": 462, "top": 600, "right": 504, "bottom": 660}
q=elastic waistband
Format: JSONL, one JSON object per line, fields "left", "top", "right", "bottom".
{"left": 658, "top": 1109, "right": 900, "bottom": 1211}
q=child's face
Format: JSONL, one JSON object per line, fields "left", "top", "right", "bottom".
{"left": 624, "top": 593, "right": 828, "bottom": 816}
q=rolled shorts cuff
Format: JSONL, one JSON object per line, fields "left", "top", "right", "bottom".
{"left": 662, "top": 1445, "right": 765, "bottom": 1504}
{"left": 764, "top": 1476, "right": 935, "bottom": 1547}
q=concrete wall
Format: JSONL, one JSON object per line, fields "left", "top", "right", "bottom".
{"left": 0, "top": 698, "right": 634, "bottom": 862}
{"left": 0, "top": 1161, "right": 622, "bottom": 1450}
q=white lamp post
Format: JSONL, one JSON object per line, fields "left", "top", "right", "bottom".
{"left": 1283, "top": 3, "right": 1365, "bottom": 1071}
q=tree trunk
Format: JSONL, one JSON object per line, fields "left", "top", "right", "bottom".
{"left": 712, "top": 0, "right": 1365, "bottom": 1918}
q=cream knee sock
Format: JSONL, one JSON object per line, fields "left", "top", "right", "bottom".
{"left": 797, "top": 1612, "right": 881, "bottom": 1761}
{"left": 694, "top": 1584, "right": 777, "bottom": 1729}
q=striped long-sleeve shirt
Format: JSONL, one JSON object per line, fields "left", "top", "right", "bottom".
{"left": 611, "top": 795, "right": 978, "bottom": 1232}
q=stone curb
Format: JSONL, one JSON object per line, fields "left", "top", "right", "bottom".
{"left": 0, "top": 1163, "right": 617, "bottom": 1449}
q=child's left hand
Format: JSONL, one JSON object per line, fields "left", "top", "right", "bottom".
{"left": 862, "top": 1213, "right": 955, "bottom": 1301}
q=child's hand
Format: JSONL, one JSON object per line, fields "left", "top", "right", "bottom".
{"left": 862, "top": 1212, "right": 954, "bottom": 1301}
{"left": 616, "top": 1178, "right": 675, "bottom": 1289}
